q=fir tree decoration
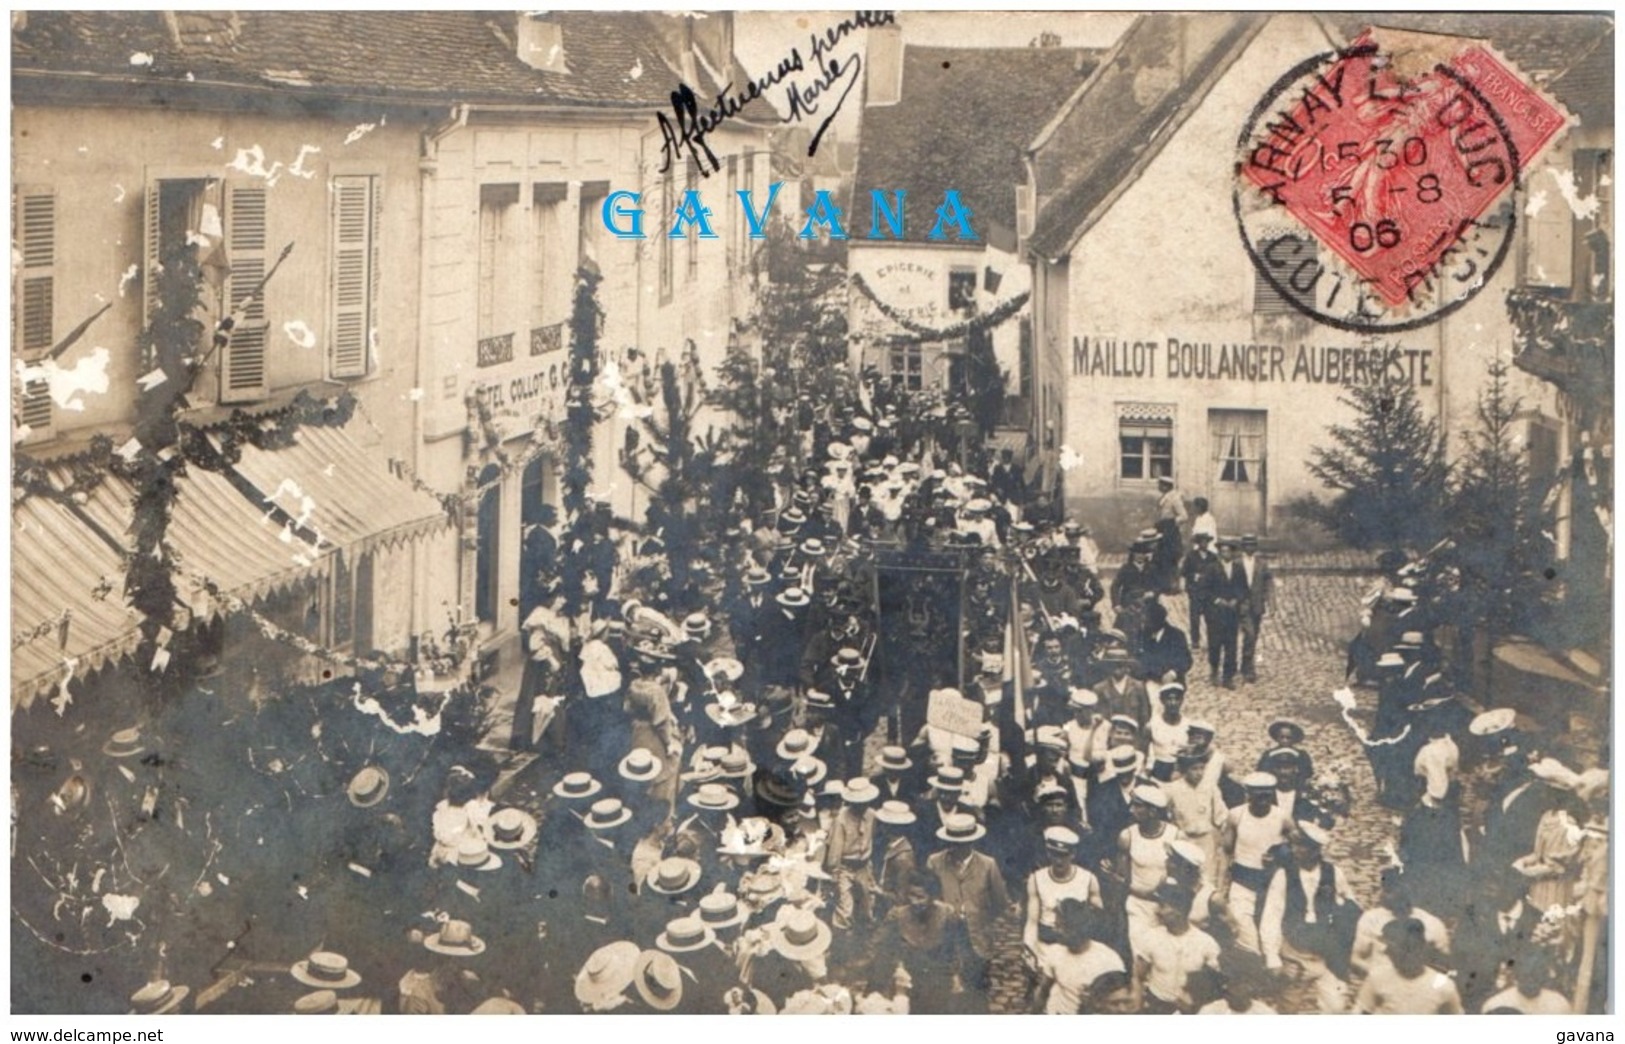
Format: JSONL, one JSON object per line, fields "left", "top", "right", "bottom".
{"left": 1450, "top": 359, "right": 1549, "bottom": 639}
{"left": 1301, "top": 380, "right": 1450, "bottom": 550}
{"left": 559, "top": 265, "right": 603, "bottom": 617}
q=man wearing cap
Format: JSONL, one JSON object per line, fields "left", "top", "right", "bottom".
{"left": 1060, "top": 689, "right": 1108, "bottom": 807}
{"left": 1024, "top": 827, "right": 1104, "bottom": 963}
{"left": 1164, "top": 751, "right": 1226, "bottom": 889}
{"left": 1144, "top": 684, "right": 1190, "bottom": 781}
{"left": 1115, "top": 784, "right": 1181, "bottom": 956}
{"left": 1109, "top": 539, "right": 1158, "bottom": 656}
{"left": 1218, "top": 772, "right": 1297, "bottom": 959}
{"left": 1083, "top": 746, "right": 1142, "bottom": 869}
{"left": 1258, "top": 822, "right": 1360, "bottom": 1012}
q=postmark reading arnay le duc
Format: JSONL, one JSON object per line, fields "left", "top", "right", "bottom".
{"left": 1234, "top": 29, "right": 1570, "bottom": 333}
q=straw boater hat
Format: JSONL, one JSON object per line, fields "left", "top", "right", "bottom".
{"left": 103, "top": 727, "right": 146, "bottom": 759}
{"left": 656, "top": 914, "right": 718, "bottom": 954}
{"left": 646, "top": 857, "right": 703, "bottom": 896}
{"left": 831, "top": 646, "right": 864, "bottom": 670}
{"left": 619, "top": 749, "right": 664, "bottom": 782}
{"left": 800, "top": 538, "right": 829, "bottom": 558}
{"left": 128, "top": 980, "right": 189, "bottom": 1015}
{"left": 705, "top": 657, "right": 745, "bottom": 684}
{"left": 346, "top": 765, "right": 390, "bottom": 808}
{"left": 424, "top": 919, "right": 487, "bottom": 957}
{"left": 930, "top": 766, "right": 966, "bottom": 793}
{"left": 487, "top": 807, "right": 538, "bottom": 850}
{"left": 717, "top": 748, "right": 754, "bottom": 779}
{"left": 842, "top": 778, "right": 880, "bottom": 804}
{"left": 878, "top": 746, "right": 913, "bottom": 772}
{"left": 575, "top": 941, "right": 640, "bottom": 1011}
{"left": 687, "top": 782, "right": 741, "bottom": 812}
{"left": 584, "top": 798, "right": 633, "bottom": 831}
{"left": 743, "top": 566, "right": 773, "bottom": 587}
{"left": 552, "top": 771, "right": 604, "bottom": 801}
{"left": 290, "top": 951, "right": 362, "bottom": 989}
{"left": 790, "top": 757, "right": 827, "bottom": 788}
{"left": 777, "top": 729, "right": 816, "bottom": 761}
{"left": 772, "top": 906, "right": 833, "bottom": 961}
{"left": 699, "top": 889, "right": 751, "bottom": 929}
{"left": 1100, "top": 746, "right": 1142, "bottom": 782}
{"left": 682, "top": 612, "right": 712, "bottom": 640}
{"left": 633, "top": 950, "right": 685, "bottom": 1011}
{"left": 1470, "top": 707, "right": 1518, "bottom": 736}
{"left": 936, "top": 811, "right": 987, "bottom": 844}
{"left": 874, "top": 800, "right": 917, "bottom": 826}
{"left": 1375, "top": 652, "right": 1407, "bottom": 668}
{"left": 292, "top": 990, "right": 338, "bottom": 1014}
{"left": 803, "top": 689, "right": 836, "bottom": 713}
{"left": 453, "top": 836, "right": 503, "bottom": 872}
{"left": 705, "top": 693, "right": 758, "bottom": 729}
{"left": 776, "top": 586, "right": 811, "bottom": 609}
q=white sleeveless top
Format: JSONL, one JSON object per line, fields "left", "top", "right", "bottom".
{"left": 1032, "top": 865, "right": 1100, "bottom": 928}
{"left": 1128, "top": 825, "right": 1183, "bottom": 896}
{"left": 1228, "top": 805, "right": 1291, "bottom": 870}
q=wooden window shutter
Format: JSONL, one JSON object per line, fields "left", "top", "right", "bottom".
{"left": 329, "top": 175, "right": 375, "bottom": 379}
{"left": 142, "top": 180, "right": 161, "bottom": 343}
{"left": 14, "top": 187, "right": 55, "bottom": 436}
{"left": 222, "top": 180, "right": 269, "bottom": 401}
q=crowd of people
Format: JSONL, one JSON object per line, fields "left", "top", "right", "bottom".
{"left": 23, "top": 375, "right": 1608, "bottom": 1016}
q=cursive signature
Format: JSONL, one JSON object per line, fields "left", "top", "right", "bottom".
{"left": 656, "top": 11, "right": 894, "bottom": 177}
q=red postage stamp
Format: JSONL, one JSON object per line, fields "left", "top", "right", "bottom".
{"left": 1235, "top": 29, "right": 1571, "bottom": 331}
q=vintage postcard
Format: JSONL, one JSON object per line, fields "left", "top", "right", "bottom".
{"left": 9, "top": 10, "right": 1613, "bottom": 1018}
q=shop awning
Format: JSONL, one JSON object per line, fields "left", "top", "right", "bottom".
{"left": 11, "top": 494, "right": 142, "bottom": 710}
{"left": 229, "top": 425, "right": 450, "bottom": 556}
{"left": 76, "top": 468, "right": 332, "bottom": 614}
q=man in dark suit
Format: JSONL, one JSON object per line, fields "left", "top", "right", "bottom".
{"left": 1137, "top": 601, "right": 1192, "bottom": 685}
{"left": 1234, "top": 534, "right": 1274, "bottom": 684}
{"left": 1206, "top": 538, "right": 1244, "bottom": 689}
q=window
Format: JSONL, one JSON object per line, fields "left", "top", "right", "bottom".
{"left": 13, "top": 186, "right": 55, "bottom": 437}
{"left": 532, "top": 182, "right": 567, "bottom": 355}
{"left": 578, "top": 181, "right": 609, "bottom": 274}
{"left": 477, "top": 183, "right": 519, "bottom": 366}
{"left": 889, "top": 342, "right": 923, "bottom": 390}
{"left": 329, "top": 175, "right": 379, "bottom": 380}
{"left": 1253, "top": 233, "right": 1316, "bottom": 316}
{"left": 1118, "top": 404, "right": 1175, "bottom": 482}
{"left": 659, "top": 167, "right": 675, "bottom": 302}
{"left": 948, "top": 268, "right": 978, "bottom": 314}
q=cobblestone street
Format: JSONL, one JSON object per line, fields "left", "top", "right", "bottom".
{"left": 987, "top": 568, "right": 1387, "bottom": 1014}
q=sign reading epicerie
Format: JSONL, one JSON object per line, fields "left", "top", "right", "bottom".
{"left": 1071, "top": 336, "right": 1435, "bottom": 387}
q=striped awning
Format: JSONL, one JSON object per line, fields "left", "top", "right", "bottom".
{"left": 229, "top": 425, "right": 450, "bottom": 556}
{"left": 11, "top": 493, "right": 143, "bottom": 710}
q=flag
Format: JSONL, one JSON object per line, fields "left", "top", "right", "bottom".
{"left": 1004, "top": 571, "right": 1029, "bottom": 739}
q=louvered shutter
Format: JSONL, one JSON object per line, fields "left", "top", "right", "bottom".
{"left": 330, "top": 175, "right": 375, "bottom": 378}
{"left": 221, "top": 180, "right": 269, "bottom": 401}
{"left": 14, "top": 187, "right": 55, "bottom": 436}
{"left": 142, "top": 180, "right": 161, "bottom": 346}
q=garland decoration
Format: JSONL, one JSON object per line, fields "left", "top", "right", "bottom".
{"left": 851, "top": 272, "right": 1029, "bottom": 345}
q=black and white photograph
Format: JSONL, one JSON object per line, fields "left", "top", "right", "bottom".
{"left": 8, "top": 9, "right": 1615, "bottom": 1018}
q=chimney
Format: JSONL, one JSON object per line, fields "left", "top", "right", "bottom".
{"left": 690, "top": 12, "right": 735, "bottom": 79}
{"left": 864, "top": 24, "right": 902, "bottom": 107}
{"left": 515, "top": 13, "right": 568, "bottom": 74}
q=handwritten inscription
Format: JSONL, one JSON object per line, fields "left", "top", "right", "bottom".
{"left": 656, "top": 11, "right": 895, "bottom": 177}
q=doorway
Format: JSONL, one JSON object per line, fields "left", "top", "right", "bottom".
{"left": 1208, "top": 408, "right": 1268, "bottom": 535}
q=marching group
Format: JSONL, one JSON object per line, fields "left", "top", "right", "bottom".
{"left": 49, "top": 378, "right": 1609, "bottom": 1016}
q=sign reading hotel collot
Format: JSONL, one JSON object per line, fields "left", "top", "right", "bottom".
{"left": 1072, "top": 336, "right": 1436, "bottom": 387}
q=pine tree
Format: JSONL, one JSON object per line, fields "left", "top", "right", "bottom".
{"left": 1302, "top": 380, "right": 1450, "bottom": 550}
{"left": 622, "top": 346, "right": 728, "bottom": 610}
{"left": 1451, "top": 359, "right": 1548, "bottom": 639}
